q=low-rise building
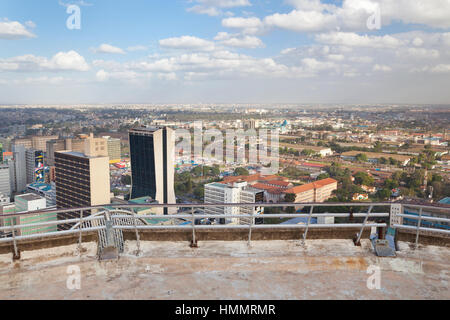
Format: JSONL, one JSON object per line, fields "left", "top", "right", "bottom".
{"left": 283, "top": 178, "right": 338, "bottom": 204}
{"left": 15, "top": 193, "right": 56, "bottom": 236}
{"left": 204, "top": 181, "right": 264, "bottom": 224}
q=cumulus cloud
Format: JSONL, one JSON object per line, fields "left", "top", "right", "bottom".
{"left": 316, "top": 32, "right": 405, "bottom": 49}
{"left": 159, "top": 36, "right": 215, "bottom": 51}
{"left": 127, "top": 45, "right": 148, "bottom": 52}
{"left": 221, "top": 16, "right": 264, "bottom": 34}
{"left": 0, "top": 20, "right": 36, "bottom": 39}
{"left": 373, "top": 64, "right": 392, "bottom": 72}
{"left": 229, "top": 0, "right": 450, "bottom": 35}
{"left": 186, "top": 0, "right": 251, "bottom": 16}
{"left": 214, "top": 32, "right": 264, "bottom": 48}
{"left": 93, "top": 44, "right": 126, "bottom": 54}
{"left": 0, "top": 51, "right": 89, "bottom": 72}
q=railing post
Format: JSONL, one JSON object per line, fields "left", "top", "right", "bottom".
{"left": 354, "top": 205, "right": 373, "bottom": 246}
{"left": 11, "top": 218, "right": 20, "bottom": 260}
{"left": 248, "top": 208, "right": 254, "bottom": 247}
{"left": 132, "top": 210, "right": 141, "bottom": 256}
{"left": 415, "top": 207, "right": 423, "bottom": 249}
{"left": 78, "top": 209, "right": 83, "bottom": 254}
{"left": 190, "top": 207, "right": 198, "bottom": 248}
{"left": 302, "top": 205, "right": 314, "bottom": 245}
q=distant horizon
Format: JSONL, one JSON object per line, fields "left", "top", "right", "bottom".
{"left": 1, "top": 102, "right": 450, "bottom": 108}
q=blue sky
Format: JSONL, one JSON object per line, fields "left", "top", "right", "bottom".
{"left": 1, "top": 0, "right": 450, "bottom": 104}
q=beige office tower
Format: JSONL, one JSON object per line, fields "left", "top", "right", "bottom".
{"left": 102, "top": 136, "right": 121, "bottom": 163}
{"left": 54, "top": 135, "right": 110, "bottom": 230}
{"left": 129, "top": 127, "right": 176, "bottom": 215}
{"left": 13, "top": 136, "right": 58, "bottom": 153}
{"left": 31, "top": 135, "right": 59, "bottom": 153}
{"left": 47, "top": 134, "right": 108, "bottom": 166}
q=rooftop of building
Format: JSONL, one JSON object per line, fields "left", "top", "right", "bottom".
{"left": 56, "top": 150, "right": 107, "bottom": 159}
{"left": 15, "top": 193, "right": 44, "bottom": 202}
{"left": 0, "top": 239, "right": 448, "bottom": 300}
{"left": 27, "top": 182, "right": 53, "bottom": 192}
{"left": 284, "top": 178, "right": 338, "bottom": 195}
{"left": 129, "top": 126, "right": 168, "bottom": 134}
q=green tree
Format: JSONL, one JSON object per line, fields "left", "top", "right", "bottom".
{"left": 193, "top": 185, "right": 204, "bottom": 198}
{"left": 234, "top": 167, "right": 249, "bottom": 176}
{"left": 121, "top": 175, "right": 132, "bottom": 185}
{"left": 355, "top": 153, "right": 368, "bottom": 162}
{"left": 354, "top": 172, "right": 374, "bottom": 186}
{"left": 376, "top": 188, "right": 391, "bottom": 200}
{"left": 316, "top": 173, "right": 330, "bottom": 180}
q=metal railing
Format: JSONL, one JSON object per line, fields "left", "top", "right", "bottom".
{"left": 0, "top": 202, "right": 448, "bottom": 255}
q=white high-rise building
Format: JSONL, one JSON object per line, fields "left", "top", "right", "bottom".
{"left": 0, "top": 165, "right": 11, "bottom": 200}
{"left": 204, "top": 181, "right": 264, "bottom": 224}
{"left": 11, "top": 144, "right": 27, "bottom": 192}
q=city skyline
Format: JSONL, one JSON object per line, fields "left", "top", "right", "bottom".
{"left": 1, "top": 0, "right": 450, "bottom": 104}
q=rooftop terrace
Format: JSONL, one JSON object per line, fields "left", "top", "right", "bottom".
{"left": 0, "top": 239, "right": 448, "bottom": 300}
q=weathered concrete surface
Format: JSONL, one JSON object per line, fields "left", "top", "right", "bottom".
{"left": 0, "top": 240, "right": 448, "bottom": 300}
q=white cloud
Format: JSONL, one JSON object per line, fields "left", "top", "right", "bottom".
{"left": 430, "top": 64, "right": 450, "bottom": 74}
{"left": 158, "top": 72, "right": 178, "bottom": 81}
{"left": 24, "top": 21, "right": 36, "bottom": 28}
{"left": 0, "top": 51, "right": 89, "bottom": 72}
{"left": 397, "top": 47, "right": 440, "bottom": 59}
{"left": 412, "top": 37, "right": 424, "bottom": 47}
{"left": 327, "top": 54, "right": 345, "bottom": 61}
{"left": 214, "top": 32, "right": 264, "bottom": 48}
{"left": 48, "top": 51, "right": 90, "bottom": 71}
{"left": 373, "top": 64, "right": 392, "bottom": 72}
{"left": 264, "top": 9, "right": 337, "bottom": 32}
{"left": 349, "top": 56, "right": 373, "bottom": 63}
{"left": 96, "top": 70, "right": 109, "bottom": 81}
{"left": 316, "top": 32, "right": 405, "bottom": 49}
{"left": 159, "top": 36, "right": 215, "bottom": 51}
{"left": 187, "top": 5, "right": 221, "bottom": 16}
{"left": 0, "top": 21, "right": 36, "bottom": 39}
{"left": 187, "top": 0, "right": 251, "bottom": 16}
{"left": 281, "top": 48, "right": 295, "bottom": 55}
{"left": 93, "top": 44, "right": 126, "bottom": 54}
{"left": 221, "top": 17, "right": 264, "bottom": 34}
{"left": 240, "top": 0, "right": 450, "bottom": 35}
{"left": 127, "top": 45, "right": 148, "bottom": 52}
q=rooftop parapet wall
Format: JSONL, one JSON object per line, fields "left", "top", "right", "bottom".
{"left": 0, "top": 227, "right": 448, "bottom": 256}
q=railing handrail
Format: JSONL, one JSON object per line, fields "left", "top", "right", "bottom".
{"left": 0, "top": 201, "right": 407, "bottom": 218}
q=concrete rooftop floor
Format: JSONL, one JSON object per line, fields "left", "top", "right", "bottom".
{"left": 0, "top": 239, "right": 449, "bottom": 300}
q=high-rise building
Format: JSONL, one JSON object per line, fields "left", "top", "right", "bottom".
{"left": 12, "top": 135, "right": 58, "bottom": 153}
{"left": 54, "top": 150, "right": 110, "bottom": 229}
{"left": 0, "top": 164, "right": 11, "bottom": 200}
{"left": 10, "top": 144, "right": 27, "bottom": 193}
{"left": 54, "top": 133, "right": 110, "bottom": 229}
{"left": 31, "top": 135, "right": 59, "bottom": 153}
{"left": 204, "top": 181, "right": 264, "bottom": 224}
{"left": 129, "top": 126, "right": 175, "bottom": 215}
{"left": 46, "top": 135, "right": 106, "bottom": 166}
{"left": 26, "top": 149, "right": 45, "bottom": 184}
{"left": 12, "top": 138, "right": 32, "bottom": 149}
{"left": 103, "top": 136, "right": 121, "bottom": 163}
